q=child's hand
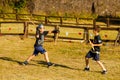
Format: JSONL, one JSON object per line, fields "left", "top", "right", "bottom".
{"left": 90, "top": 41, "right": 94, "bottom": 46}
{"left": 36, "top": 35, "right": 39, "bottom": 38}
{"left": 89, "top": 40, "right": 95, "bottom": 50}
{"left": 90, "top": 43, "right": 94, "bottom": 47}
{"left": 89, "top": 40, "right": 93, "bottom": 45}
{"left": 52, "top": 29, "right": 60, "bottom": 33}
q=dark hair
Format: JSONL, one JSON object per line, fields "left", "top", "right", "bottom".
{"left": 93, "top": 25, "right": 101, "bottom": 32}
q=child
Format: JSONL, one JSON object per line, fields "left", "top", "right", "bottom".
{"left": 84, "top": 25, "right": 107, "bottom": 74}
{"left": 22, "top": 24, "right": 59, "bottom": 68}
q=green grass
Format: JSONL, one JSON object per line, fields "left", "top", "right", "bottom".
{"left": 0, "top": 36, "right": 120, "bottom": 80}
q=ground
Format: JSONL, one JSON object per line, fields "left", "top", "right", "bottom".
{"left": 0, "top": 36, "right": 120, "bottom": 80}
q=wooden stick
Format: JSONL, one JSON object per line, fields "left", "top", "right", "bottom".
{"left": 89, "top": 39, "right": 95, "bottom": 51}
{"left": 54, "top": 25, "right": 59, "bottom": 45}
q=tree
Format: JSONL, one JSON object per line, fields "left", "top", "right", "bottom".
{"left": 26, "top": 0, "right": 35, "bottom": 14}
{"left": 9, "top": 0, "right": 27, "bottom": 13}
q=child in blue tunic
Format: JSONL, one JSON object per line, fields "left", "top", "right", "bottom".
{"left": 23, "top": 24, "right": 59, "bottom": 68}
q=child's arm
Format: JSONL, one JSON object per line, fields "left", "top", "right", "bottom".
{"left": 89, "top": 40, "right": 102, "bottom": 51}
{"left": 49, "top": 29, "right": 60, "bottom": 34}
{"left": 90, "top": 41, "right": 102, "bottom": 47}
{"left": 44, "top": 29, "right": 60, "bottom": 36}
{"left": 93, "top": 43, "right": 102, "bottom": 46}
{"left": 90, "top": 36, "right": 102, "bottom": 47}
{"left": 36, "top": 30, "right": 39, "bottom": 38}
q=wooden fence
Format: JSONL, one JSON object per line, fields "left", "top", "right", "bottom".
{"left": 0, "top": 13, "right": 120, "bottom": 26}
{"left": 0, "top": 13, "right": 120, "bottom": 45}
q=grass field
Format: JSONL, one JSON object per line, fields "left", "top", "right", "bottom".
{"left": 0, "top": 36, "right": 120, "bottom": 80}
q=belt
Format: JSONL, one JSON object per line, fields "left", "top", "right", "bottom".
{"left": 91, "top": 50, "right": 100, "bottom": 54}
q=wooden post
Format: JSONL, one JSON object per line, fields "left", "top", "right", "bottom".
{"left": 118, "top": 29, "right": 120, "bottom": 45}
{"left": 84, "top": 28, "right": 89, "bottom": 43}
{"left": 83, "top": 28, "right": 86, "bottom": 40}
{"left": 16, "top": 13, "right": 18, "bottom": 21}
{"left": 45, "top": 16, "right": 48, "bottom": 24}
{"left": 54, "top": 25, "right": 59, "bottom": 45}
{"left": 0, "top": 11, "right": 4, "bottom": 18}
{"left": 0, "top": 22, "right": 1, "bottom": 36}
{"left": 86, "top": 28, "right": 89, "bottom": 43}
{"left": 107, "top": 18, "right": 110, "bottom": 27}
{"left": 60, "top": 17, "right": 62, "bottom": 25}
{"left": 76, "top": 17, "right": 79, "bottom": 24}
{"left": 93, "top": 19, "right": 96, "bottom": 28}
{"left": 23, "top": 22, "right": 28, "bottom": 38}
{"left": 114, "top": 28, "right": 120, "bottom": 46}
{"left": 14, "top": 9, "right": 18, "bottom": 21}
{"left": 2, "top": 12, "right": 5, "bottom": 20}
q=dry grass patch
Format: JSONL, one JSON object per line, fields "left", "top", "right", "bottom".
{"left": 0, "top": 36, "right": 120, "bottom": 80}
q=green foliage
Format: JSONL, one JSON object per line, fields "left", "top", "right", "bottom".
{"left": 48, "top": 10, "right": 58, "bottom": 16}
{"left": 9, "top": 0, "right": 27, "bottom": 10}
{"left": 91, "top": 14, "right": 98, "bottom": 19}
{"left": 64, "top": 12, "right": 74, "bottom": 17}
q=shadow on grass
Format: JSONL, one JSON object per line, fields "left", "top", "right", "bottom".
{"left": 90, "top": 70, "right": 101, "bottom": 74}
{"left": 32, "top": 60, "right": 81, "bottom": 70}
{"left": 0, "top": 57, "right": 22, "bottom": 64}
{"left": 0, "top": 56, "right": 38, "bottom": 66}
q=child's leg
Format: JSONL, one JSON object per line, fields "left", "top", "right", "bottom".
{"left": 96, "top": 61, "right": 106, "bottom": 71}
{"left": 43, "top": 52, "right": 53, "bottom": 67}
{"left": 23, "top": 54, "right": 35, "bottom": 65}
{"left": 26, "top": 54, "right": 35, "bottom": 62}
{"left": 84, "top": 58, "right": 90, "bottom": 71}
{"left": 85, "top": 58, "right": 90, "bottom": 68}
{"left": 43, "top": 52, "right": 50, "bottom": 62}
{"left": 85, "top": 51, "right": 92, "bottom": 68}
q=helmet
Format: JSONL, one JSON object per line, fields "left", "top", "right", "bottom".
{"left": 37, "top": 24, "right": 44, "bottom": 29}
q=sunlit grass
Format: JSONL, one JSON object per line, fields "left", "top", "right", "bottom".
{"left": 0, "top": 36, "right": 120, "bottom": 80}
{"left": 1, "top": 23, "right": 24, "bottom": 34}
